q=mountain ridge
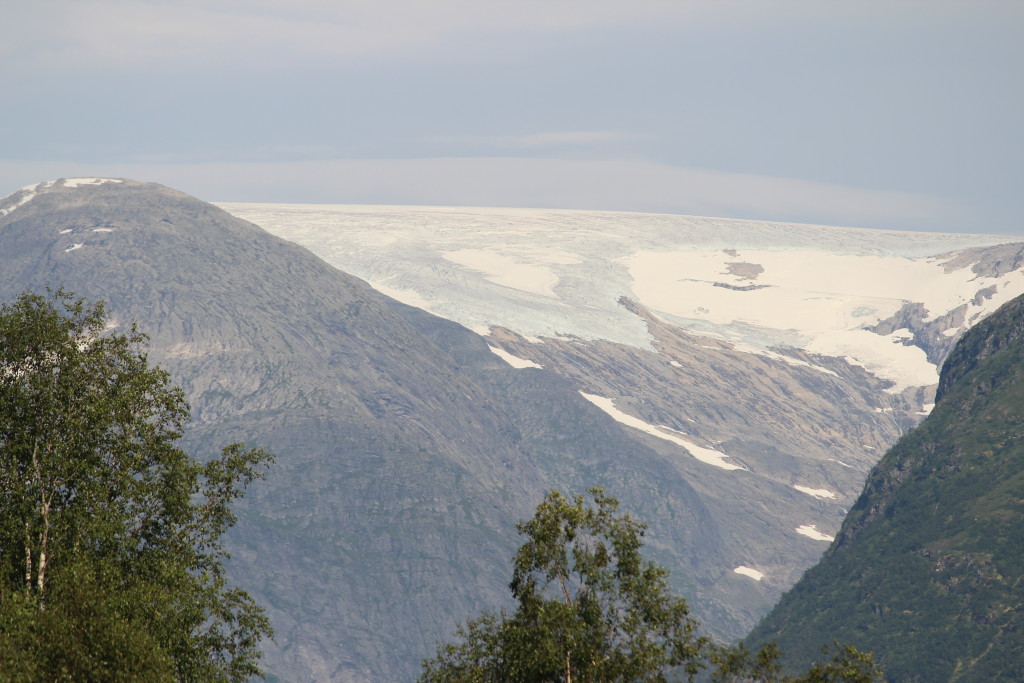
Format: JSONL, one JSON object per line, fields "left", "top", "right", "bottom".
{"left": 6, "top": 178, "right": 1024, "bottom": 680}
{"left": 746, "top": 293, "right": 1024, "bottom": 681}
{"left": 0, "top": 178, "right": 721, "bottom": 680}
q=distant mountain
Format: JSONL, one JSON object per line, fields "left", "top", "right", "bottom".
{"left": 0, "top": 179, "right": 718, "bottom": 681}
{"left": 221, "top": 202, "right": 1024, "bottom": 637}
{"left": 746, "top": 293, "right": 1024, "bottom": 681}
{"left": 4, "top": 179, "right": 1022, "bottom": 681}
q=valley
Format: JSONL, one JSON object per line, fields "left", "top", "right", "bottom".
{"left": 1, "top": 178, "right": 1022, "bottom": 680}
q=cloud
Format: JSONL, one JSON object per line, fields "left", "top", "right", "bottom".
{"left": 428, "top": 131, "right": 647, "bottom": 150}
{"left": 0, "top": 157, "right": 970, "bottom": 233}
{"left": 8, "top": 0, "right": 803, "bottom": 68}
{"left": 8, "top": 0, "right": 1015, "bottom": 72}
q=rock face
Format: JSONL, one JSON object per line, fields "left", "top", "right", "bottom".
{"left": 3, "top": 179, "right": 1022, "bottom": 681}
{"left": 747, "top": 293, "right": 1024, "bottom": 681}
{"left": 0, "top": 179, "right": 713, "bottom": 681}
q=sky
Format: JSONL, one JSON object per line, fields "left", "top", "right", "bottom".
{"left": 1, "top": 1, "right": 1021, "bottom": 233}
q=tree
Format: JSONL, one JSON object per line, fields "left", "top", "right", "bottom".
{"left": 711, "top": 640, "right": 882, "bottom": 683}
{"left": 420, "top": 488, "right": 710, "bottom": 682}
{"left": 0, "top": 289, "right": 274, "bottom": 681}
{"left": 421, "top": 488, "right": 884, "bottom": 683}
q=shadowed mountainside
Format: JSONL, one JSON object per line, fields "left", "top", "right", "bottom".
{"left": 747, "top": 293, "right": 1024, "bottom": 682}
{"left": 0, "top": 179, "right": 720, "bottom": 681}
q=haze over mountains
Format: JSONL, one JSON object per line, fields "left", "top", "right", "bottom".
{"left": 2, "top": 178, "right": 1023, "bottom": 681}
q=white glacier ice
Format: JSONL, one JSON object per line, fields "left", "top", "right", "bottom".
{"left": 217, "top": 203, "right": 1024, "bottom": 394}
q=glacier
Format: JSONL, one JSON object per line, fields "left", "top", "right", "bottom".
{"left": 220, "top": 202, "right": 1024, "bottom": 393}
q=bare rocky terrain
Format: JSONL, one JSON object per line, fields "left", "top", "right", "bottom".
{"left": 3, "top": 179, "right": 1022, "bottom": 680}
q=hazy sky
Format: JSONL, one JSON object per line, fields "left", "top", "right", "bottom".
{"left": 1, "top": 1, "right": 1020, "bottom": 233}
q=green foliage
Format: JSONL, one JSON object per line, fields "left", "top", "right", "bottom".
{"left": 422, "top": 487, "right": 711, "bottom": 682}
{"left": 711, "top": 641, "right": 881, "bottom": 683}
{"left": 423, "top": 488, "right": 882, "bottom": 683}
{"left": 0, "top": 289, "right": 274, "bottom": 681}
{"left": 0, "top": 560, "right": 176, "bottom": 682}
{"left": 747, "top": 294, "right": 1024, "bottom": 681}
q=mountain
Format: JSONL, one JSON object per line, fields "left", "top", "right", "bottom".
{"left": 0, "top": 178, "right": 719, "bottom": 681}
{"left": 745, "top": 293, "right": 1024, "bottom": 681}
{"left": 4, "top": 179, "right": 1023, "bottom": 680}
{"left": 220, "top": 202, "right": 1024, "bottom": 636}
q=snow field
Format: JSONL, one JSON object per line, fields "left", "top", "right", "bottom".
{"left": 628, "top": 249, "right": 1024, "bottom": 392}
{"left": 578, "top": 392, "right": 745, "bottom": 471}
{"left": 219, "top": 203, "right": 1023, "bottom": 399}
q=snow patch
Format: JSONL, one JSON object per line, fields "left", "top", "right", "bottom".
{"left": 91, "top": 228, "right": 115, "bottom": 233}
{"left": 793, "top": 485, "right": 837, "bottom": 500}
{"left": 730, "top": 342, "right": 840, "bottom": 377}
{"left": 444, "top": 248, "right": 560, "bottom": 298}
{"left": 579, "top": 392, "right": 744, "bottom": 471}
{"left": 63, "top": 178, "right": 123, "bottom": 188}
{"left": 488, "top": 346, "right": 543, "bottom": 369}
{"left": 2, "top": 178, "right": 121, "bottom": 218}
{"left": 733, "top": 566, "right": 764, "bottom": 581}
{"left": 805, "top": 329, "right": 936, "bottom": 393}
{"left": 59, "top": 228, "right": 73, "bottom": 234}
{"left": 0, "top": 181, "right": 53, "bottom": 217}
{"left": 371, "top": 281, "right": 437, "bottom": 313}
{"left": 795, "top": 524, "right": 835, "bottom": 541}
{"left": 64, "top": 243, "right": 83, "bottom": 252}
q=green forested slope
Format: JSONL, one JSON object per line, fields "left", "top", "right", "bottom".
{"left": 747, "top": 294, "right": 1024, "bottom": 681}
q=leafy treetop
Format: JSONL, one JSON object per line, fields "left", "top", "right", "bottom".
{"left": 421, "top": 488, "right": 882, "bottom": 683}
{"left": 0, "top": 289, "right": 274, "bottom": 682}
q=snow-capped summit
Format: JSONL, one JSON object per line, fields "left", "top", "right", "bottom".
{"left": 0, "top": 178, "right": 124, "bottom": 218}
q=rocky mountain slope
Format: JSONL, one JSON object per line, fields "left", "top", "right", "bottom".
{"left": 222, "top": 202, "right": 1024, "bottom": 638}
{"left": 3, "top": 179, "right": 1022, "bottom": 680}
{"left": 746, "top": 293, "right": 1024, "bottom": 681}
{"left": 0, "top": 179, "right": 720, "bottom": 681}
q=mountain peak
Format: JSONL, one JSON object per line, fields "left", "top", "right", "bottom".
{"left": 1, "top": 178, "right": 123, "bottom": 216}
{"left": 0, "top": 178, "right": 204, "bottom": 222}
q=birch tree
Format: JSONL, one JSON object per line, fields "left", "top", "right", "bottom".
{"left": 421, "top": 488, "right": 709, "bottom": 682}
{"left": 0, "top": 289, "right": 273, "bottom": 681}
{"left": 420, "top": 489, "right": 882, "bottom": 682}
